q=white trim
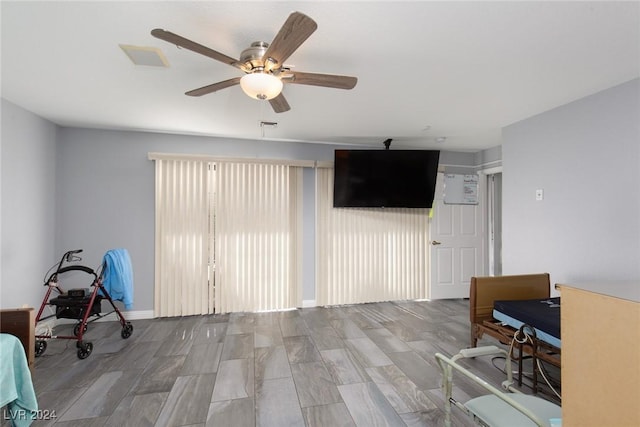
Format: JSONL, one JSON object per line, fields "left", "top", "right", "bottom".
{"left": 254, "top": 307, "right": 297, "bottom": 314}
{"left": 40, "top": 310, "right": 155, "bottom": 329}
{"left": 485, "top": 170, "right": 503, "bottom": 276}
{"left": 148, "top": 152, "right": 315, "bottom": 168}
{"left": 302, "top": 299, "right": 317, "bottom": 308}
{"left": 479, "top": 165, "right": 503, "bottom": 175}
{"left": 476, "top": 159, "right": 503, "bottom": 169}
{"left": 119, "top": 310, "right": 155, "bottom": 320}
{"left": 85, "top": 310, "right": 152, "bottom": 322}
{"left": 315, "top": 160, "right": 333, "bottom": 169}
{"left": 438, "top": 163, "right": 476, "bottom": 170}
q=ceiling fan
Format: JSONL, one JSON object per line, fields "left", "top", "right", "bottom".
{"left": 151, "top": 11, "right": 358, "bottom": 113}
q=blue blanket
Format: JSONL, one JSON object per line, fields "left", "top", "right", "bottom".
{"left": 101, "top": 248, "right": 134, "bottom": 309}
{"left": 0, "top": 333, "right": 38, "bottom": 426}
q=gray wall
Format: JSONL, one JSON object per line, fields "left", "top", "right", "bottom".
{"left": 53, "top": 128, "right": 340, "bottom": 311}
{"left": 1, "top": 123, "right": 468, "bottom": 312}
{"left": 1, "top": 99, "right": 58, "bottom": 308}
{"left": 8, "top": 77, "right": 636, "bottom": 313}
{"left": 502, "top": 78, "right": 640, "bottom": 286}
{"left": 476, "top": 145, "right": 502, "bottom": 171}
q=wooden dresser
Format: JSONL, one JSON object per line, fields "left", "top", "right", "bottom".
{"left": 556, "top": 282, "right": 640, "bottom": 427}
{"left": 0, "top": 307, "right": 35, "bottom": 373}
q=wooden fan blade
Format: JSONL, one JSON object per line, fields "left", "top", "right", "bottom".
{"left": 269, "top": 93, "right": 291, "bottom": 113}
{"left": 185, "top": 77, "right": 241, "bottom": 96}
{"left": 263, "top": 12, "right": 317, "bottom": 70}
{"left": 151, "top": 29, "right": 243, "bottom": 69}
{"left": 286, "top": 71, "right": 357, "bottom": 89}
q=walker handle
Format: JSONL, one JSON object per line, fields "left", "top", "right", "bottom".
{"left": 57, "top": 265, "right": 97, "bottom": 278}
{"left": 65, "top": 249, "right": 83, "bottom": 262}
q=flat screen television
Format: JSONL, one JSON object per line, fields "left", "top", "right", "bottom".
{"left": 333, "top": 149, "right": 440, "bottom": 208}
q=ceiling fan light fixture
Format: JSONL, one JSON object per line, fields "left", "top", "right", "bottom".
{"left": 240, "top": 72, "right": 283, "bottom": 100}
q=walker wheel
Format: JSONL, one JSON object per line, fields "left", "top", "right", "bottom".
{"left": 121, "top": 323, "right": 133, "bottom": 339}
{"left": 77, "top": 342, "right": 93, "bottom": 359}
{"left": 35, "top": 340, "right": 47, "bottom": 357}
{"left": 74, "top": 323, "right": 88, "bottom": 337}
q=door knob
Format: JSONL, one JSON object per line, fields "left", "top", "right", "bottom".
{"left": 431, "top": 241, "right": 441, "bottom": 245}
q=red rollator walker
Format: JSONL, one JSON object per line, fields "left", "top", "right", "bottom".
{"left": 35, "top": 249, "right": 133, "bottom": 359}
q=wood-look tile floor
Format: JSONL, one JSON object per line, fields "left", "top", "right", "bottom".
{"left": 23, "top": 299, "right": 559, "bottom": 427}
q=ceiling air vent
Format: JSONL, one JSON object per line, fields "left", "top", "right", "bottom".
{"left": 119, "top": 44, "right": 169, "bottom": 67}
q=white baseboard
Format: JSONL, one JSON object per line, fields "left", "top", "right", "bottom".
{"left": 95, "top": 310, "right": 155, "bottom": 321}
{"left": 38, "top": 309, "right": 155, "bottom": 330}
{"left": 302, "top": 299, "right": 317, "bottom": 308}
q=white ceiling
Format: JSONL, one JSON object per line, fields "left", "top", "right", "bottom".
{"left": 2, "top": 1, "right": 638, "bottom": 152}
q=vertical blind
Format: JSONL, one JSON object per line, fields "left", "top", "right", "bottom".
{"left": 152, "top": 154, "right": 303, "bottom": 316}
{"left": 214, "top": 162, "right": 302, "bottom": 313}
{"left": 153, "top": 155, "right": 425, "bottom": 314}
{"left": 154, "top": 159, "right": 213, "bottom": 317}
{"left": 316, "top": 167, "right": 429, "bottom": 306}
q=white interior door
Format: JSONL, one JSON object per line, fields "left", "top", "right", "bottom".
{"left": 429, "top": 173, "right": 485, "bottom": 299}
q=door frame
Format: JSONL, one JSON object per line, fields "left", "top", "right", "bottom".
{"left": 479, "top": 166, "right": 503, "bottom": 277}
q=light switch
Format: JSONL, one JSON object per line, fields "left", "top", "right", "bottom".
{"left": 536, "top": 189, "right": 544, "bottom": 201}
